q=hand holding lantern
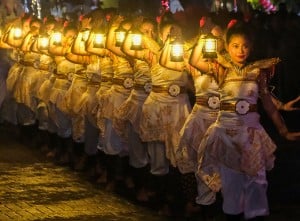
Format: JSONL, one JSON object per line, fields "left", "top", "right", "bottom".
{"left": 90, "top": 24, "right": 107, "bottom": 49}
{"left": 114, "top": 26, "right": 127, "bottom": 47}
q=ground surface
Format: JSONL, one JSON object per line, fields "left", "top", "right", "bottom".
{"left": 0, "top": 121, "right": 300, "bottom": 221}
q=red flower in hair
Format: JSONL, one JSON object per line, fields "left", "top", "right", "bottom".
{"left": 199, "top": 16, "right": 206, "bottom": 28}
{"left": 79, "top": 15, "right": 84, "bottom": 21}
{"left": 106, "top": 14, "right": 111, "bottom": 22}
{"left": 227, "top": 19, "right": 237, "bottom": 29}
{"left": 63, "top": 20, "right": 69, "bottom": 28}
{"left": 156, "top": 16, "right": 162, "bottom": 24}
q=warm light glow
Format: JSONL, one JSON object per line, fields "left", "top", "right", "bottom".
{"left": 131, "top": 33, "right": 142, "bottom": 50}
{"left": 171, "top": 44, "right": 183, "bottom": 57}
{"left": 38, "top": 36, "right": 49, "bottom": 50}
{"left": 93, "top": 33, "right": 105, "bottom": 48}
{"left": 13, "top": 27, "right": 22, "bottom": 39}
{"left": 170, "top": 42, "right": 184, "bottom": 62}
{"left": 52, "top": 32, "right": 62, "bottom": 45}
{"left": 204, "top": 39, "right": 217, "bottom": 53}
{"left": 203, "top": 34, "right": 217, "bottom": 58}
{"left": 115, "top": 29, "right": 126, "bottom": 47}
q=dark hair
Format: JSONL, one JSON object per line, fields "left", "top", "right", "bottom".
{"left": 21, "top": 13, "right": 32, "bottom": 23}
{"left": 225, "top": 21, "right": 254, "bottom": 46}
{"left": 63, "top": 22, "right": 78, "bottom": 35}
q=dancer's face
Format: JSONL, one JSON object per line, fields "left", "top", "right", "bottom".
{"left": 227, "top": 34, "right": 251, "bottom": 66}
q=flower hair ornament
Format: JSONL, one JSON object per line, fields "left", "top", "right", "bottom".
{"left": 227, "top": 19, "right": 238, "bottom": 29}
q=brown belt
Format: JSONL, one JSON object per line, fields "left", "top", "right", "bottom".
{"left": 220, "top": 101, "right": 257, "bottom": 115}
{"left": 88, "top": 81, "right": 100, "bottom": 86}
{"left": 152, "top": 84, "right": 186, "bottom": 97}
{"left": 101, "top": 76, "right": 113, "bottom": 82}
{"left": 112, "top": 77, "right": 134, "bottom": 89}
{"left": 19, "top": 61, "right": 33, "bottom": 66}
{"left": 54, "top": 74, "right": 68, "bottom": 79}
{"left": 196, "top": 95, "right": 220, "bottom": 109}
{"left": 134, "top": 82, "right": 152, "bottom": 93}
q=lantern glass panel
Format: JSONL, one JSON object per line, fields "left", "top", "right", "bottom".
{"left": 204, "top": 38, "right": 217, "bottom": 53}
{"left": 131, "top": 33, "right": 142, "bottom": 50}
{"left": 39, "top": 36, "right": 49, "bottom": 50}
{"left": 53, "top": 32, "right": 62, "bottom": 45}
{"left": 170, "top": 43, "right": 184, "bottom": 62}
{"left": 115, "top": 31, "right": 126, "bottom": 47}
{"left": 13, "top": 27, "right": 22, "bottom": 40}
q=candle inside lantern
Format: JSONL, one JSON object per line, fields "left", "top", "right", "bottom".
{"left": 130, "top": 33, "right": 142, "bottom": 50}
{"left": 39, "top": 35, "right": 49, "bottom": 50}
{"left": 115, "top": 27, "right": 126, "bottom": 47}
{"left": 202, "top": 34, "right": 217, "bottom": 58}
{"left": 52, "top": 32, "right": 62, "bottom": 45}
{"left": 93, "top": 33, "right": 105, "bottom": 48}
{"left": 170, "top": 40, "right": 184, "bottom": 62}
{"left": 13, "top": 27, "right": 22, "bottom": 40}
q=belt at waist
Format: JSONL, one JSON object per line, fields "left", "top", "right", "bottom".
{"left": 54, "top": 74, "right": 68, "bottom": 79}
{"left": 19, "top": 61, "right": 33, "bottom": 66}
{"left": 196, "top": 95, "right": 220, "bottom": 110}
{"left": 87, "top": 81, "right": 100, "bottom": 86}
{"left": 101, "top": 76, "right": 113, "bottom": 82}
{"left": 134, "top": 82, "right": 152, "bottom": 93}
{"left": 112, "top": 77, "right": 134, "bottom": 89}
{"left": 152, "top": 84, "right": 186, "bottom": 97}
{"left": 220, "top": 100, "right": 257, "bottom": 115}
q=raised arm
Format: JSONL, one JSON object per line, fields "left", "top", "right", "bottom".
{"left": 121, "top": 29, "right": 144, "bottom": 59}
{"left": 86, "top": 31, "right": 110, "bottom": 57}
{"left": 159, "top": 37, "right": 184, "bottom": 71}
{"left": 71, "top": 28, "right": 90, "bottom": 56}
{"left": 106, "top": 16, "right": 128, "bottom": 57}
{"left": 189, "top": 35, "right": 210, "bottom": 73}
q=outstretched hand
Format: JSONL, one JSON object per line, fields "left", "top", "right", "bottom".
{"left": 282, "top": 96, "right": 300, "bottom": 111}
{"left": 285, "top": 131, "right": 300, "bottom": 141}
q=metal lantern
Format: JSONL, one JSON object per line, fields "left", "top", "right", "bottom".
{"left": 93, "top": 33, "right": 105, "bottom": 48}
{"left": 52, "top": 31, "right": 62, "bottom": 46}
{"left": 170, "top": 39, "right": 184, "bottom": 62}
{"left": 130, "top": 29, "right": 142, "bottom": 50}
{"left": 114, "top": 27, "right": 127, "bottom": 47}
{"left": 93, "top": 28, "right": 106, "bottom": 48}
{"left": 13, "top": 27, "right": 23, "bottom": 40}
{"left": 38, "top": 34, "right": 49, "bottom": 50}
{"left": 202, "top": 33, "right": 217, "bottom": 59}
